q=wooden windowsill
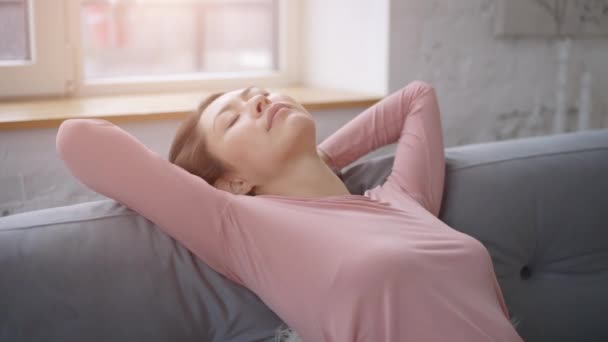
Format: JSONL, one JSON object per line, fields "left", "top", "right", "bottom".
{"left": 0, "top": 86, "right": 382, "bottom": 131}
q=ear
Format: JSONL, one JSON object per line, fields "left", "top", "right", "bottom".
{"left": 213, "top": 175, "right": 254, "bottom": 195}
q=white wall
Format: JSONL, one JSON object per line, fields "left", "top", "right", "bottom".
{"left": 388, "top": 0, "right": 608, "bottom": 146}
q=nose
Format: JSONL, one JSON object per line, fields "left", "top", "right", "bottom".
{"left": 251, "top": 94, "right": 271, "bottom": 117}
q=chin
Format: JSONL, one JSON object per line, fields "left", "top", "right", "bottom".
{"left": 276, "top": 114, "right": 316, "bottom": 156}
{"left": 283, "top": 112, "right": 315, "bottom": 136}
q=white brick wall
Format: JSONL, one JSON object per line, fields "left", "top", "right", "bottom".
{"left": 388, "top": 0, "right": 608, "bottom": 146}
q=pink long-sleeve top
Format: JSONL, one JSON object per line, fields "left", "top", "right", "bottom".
{"left": 57, "top": 81, "right": 523, "bottom": 342}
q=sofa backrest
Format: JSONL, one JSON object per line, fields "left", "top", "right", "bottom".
{"left": 2, "top": 129, "right": 607, "bottom": 342}
{"left": 344, "top": 129, "right": 608, "bottom": 342}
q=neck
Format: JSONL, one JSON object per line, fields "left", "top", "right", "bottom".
{"left": 255, "top": 153, "right": 351, "bottom": 198}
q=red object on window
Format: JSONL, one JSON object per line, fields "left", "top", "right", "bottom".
{"left": 86, "top": 3, "right": 128, "bottom": 49}
{"left": 114, "top": 5, "right": 127, "bottom": 48}
{"left": 87, "top": 4, "right": 109, "bottom": 48}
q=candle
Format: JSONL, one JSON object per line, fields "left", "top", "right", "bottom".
{"left": 578, "top": 71, "right": 592, "bottom": 131}
{"left": 530, "top": 88, "right": 543, "bottom": 135}
{"left": 553, "top": 38, "right": 570, "bottom": 134}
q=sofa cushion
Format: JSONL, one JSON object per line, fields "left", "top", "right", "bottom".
{"left": 0, "top": 200, "right": 284, "bottom": 342}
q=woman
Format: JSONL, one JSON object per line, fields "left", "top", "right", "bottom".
{"left": 56, "top": 81, "right": 523, "bottom": 342}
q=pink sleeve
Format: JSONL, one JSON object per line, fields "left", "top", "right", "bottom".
{"left": 56, "top": 118, "right": 234, "bottom": 277}
{"left": 317, "top": 81, "right": 446, "bottom": 216}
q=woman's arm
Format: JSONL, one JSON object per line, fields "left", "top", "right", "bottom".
{"left": 317, "top": 81, "right": 445, "bottom": 216}
{"left": 56, "top": 119, "right": 235, "bottom": 277}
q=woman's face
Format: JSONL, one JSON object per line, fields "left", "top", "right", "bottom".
{"left": 198, "top": 86, "right": 316, "bottom": 185}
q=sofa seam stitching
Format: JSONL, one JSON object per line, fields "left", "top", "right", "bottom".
{"left": 446, "top": 146, "right": 608, "bottom": 172}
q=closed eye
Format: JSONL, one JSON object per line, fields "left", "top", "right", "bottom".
{"left": 228, "top": 114, "right": 239, "bottom": 128}
{"left": 226, "top": 90, "right": 267, "bottom": 129}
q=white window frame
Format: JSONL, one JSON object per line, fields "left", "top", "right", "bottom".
{"left": 0, "top": 0, "right": 71, "bottom": 98}
{"left": 0, "top": 0, "right": 34, "bottom": 66}
{"left": 0, "top": 0, "right": 300, "bottom": 98}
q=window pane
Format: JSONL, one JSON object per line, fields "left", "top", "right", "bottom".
{"left": 204, "top": 3, "right": 276, "bottom": 71}
{"left": 0, "top": 0, "right": 31, "bottom": 61}
{"left": 81, "top": 0, "right": 277, "bottom": 80}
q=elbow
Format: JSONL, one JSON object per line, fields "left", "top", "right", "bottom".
{"left": 56, "top": 119, "right": 86, "bottom": 162}
{"left": 402, "top": 80, "right": 435, "bottom": 98}
{"left": 56, "top": 118, "right": 108, "bottom": 164}
{"left": 56, "top": 118, "right": 118, "bottom": 194}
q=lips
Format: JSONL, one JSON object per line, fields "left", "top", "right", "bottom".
{"left": 266, "top": 102, "right": 291, "bottom": 130}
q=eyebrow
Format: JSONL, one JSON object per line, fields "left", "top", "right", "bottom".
{"left": 213, "top": 86, "right": 255, "bottom": 132}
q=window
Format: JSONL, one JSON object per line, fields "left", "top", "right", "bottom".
{"left": 0, "top": 0, "right": 298, "bottom": 98}
{"left": 0, "top": 0, "right": 32, "bottom": 62}
{"left": 0, "top": 0, "right": 68, "bottom": 98}
{"left": 81, "top": 0, "right": 277, "bottom": 79}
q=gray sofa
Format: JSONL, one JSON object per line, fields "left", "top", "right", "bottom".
{"left": 1, "top": 129, "right": 607, "bottom": 342}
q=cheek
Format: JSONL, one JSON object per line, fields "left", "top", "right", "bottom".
{"left": 224, "top": 126, "right": 273, "bottom": 162}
